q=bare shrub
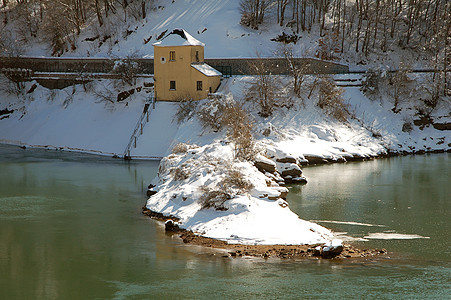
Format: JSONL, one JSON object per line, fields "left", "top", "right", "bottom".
{"left": 245, "top": 56, "right": 283, "bottom": 117}
{"left": 172, "top": 143, "right": 189, "bottom": 154}
{"left": 362, "top": 69, "right": 384, "bottom": 95}
{"left": 389, "top": 65, "right": 413, "bottom": 113}
{"left": 221, "top": 103, "right": 256, "bottom": 161}
{"left": 0, "top": 74, "right": 24, "bottom": 95}
{"left": 199, "top": 186, "right": 231, "bottom": 211}
{"left": 94, "top": 84, "right": 115, "bottom": 104}
{"left": 316, "top": 30, "right": 340, "bottom": 60}
{"left": 173, "top": 95, "right": 198, "bottom": 124}
{"left": 0, "top": 28, "right": 24, "bottom": 57}
{"left": 112, "top": 53, "right": 142, "bottom": 85}
{"left": 402, "top": 121, "right": 414, "bottom": 133}
{"left": 170, "top": 166, "right": 190, "bottom": 181}
{"left": 317, "top": 76, "right": 350, "bottom": 122}
{"left": 422, "top": 71, "right": 447, "bottom": 109}
{"left": 199, "top": 167, "right": 253, "bottom": 211}
{"left": 62, "top": 86, "right": 76, "bottom": 108}
{"left": 41, "top": 3, "right": 78, "bottom": 56}
{"left": 222, "top": 168, "right": 254, "bottom": 194}
{"left": 197, "top": 95, "right": 234, "bottom": 131}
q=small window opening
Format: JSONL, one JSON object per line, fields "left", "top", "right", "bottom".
{"left": 195, "top": 51, "right": 199, "bottom": 62}
{"left": 197, "top": 81, "right": 203, "bottom": 91}
{"left": 169, "top": 51, "right": 176, "bottom": 61}
{"left": 170, "top": 81, "right": 176, "bottom": 90}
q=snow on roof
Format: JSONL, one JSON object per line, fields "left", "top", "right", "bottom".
{"left": 153, "top": 29, "right": 205, "bottom": 47}
{"left": 191, "top": 63, "right": 222, "bottom": 77}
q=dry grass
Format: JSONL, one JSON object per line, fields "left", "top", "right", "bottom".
{"left": 170, "top": 166, "right": 190, "bottom": 181}
{"left": 172, "top": 143, "right": 190, "bottom": 154}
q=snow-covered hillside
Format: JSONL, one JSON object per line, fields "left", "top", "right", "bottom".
{"left": 0, "top": 78, "right": 179, "bottom": 158}
{"left": 7, "top": 0, "right": 438, "bottom": 73}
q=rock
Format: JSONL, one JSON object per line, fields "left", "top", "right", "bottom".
{"left": 147, "top": 189, "right": 157, "bottom": 197}
{"left": 289, "top": 176, "right": 307, "bottom": 184}
{"left": 254, "top": 155, "right": 277, "bottom": 173}
{"left": 279, "top": 163, "right": 303, "bottom": 177}
{"left": 275, "top": 156, "right": 297, "bottom": 164}
{"left": 165, "top": 220, "right": 180, "bottom": 232}
{"left": 321, "top": 244, "right": 344, "bottom": 258}
{"left": 117, "top": 88, "right": 135, "bottom": 102}
{"left": 277, "top": 199, "right": 289, "bottom": 208}
{"left": 432, "top": 122, "right": 451, "bottom": 131}
{"left": 319, "top": 239, "right": 344, "bottom": 258}
{"left": 27, "top": 83, "right": 37, "bottom": 94}
{"left": 304, "top": 155, "right": 329, "bottom": 165}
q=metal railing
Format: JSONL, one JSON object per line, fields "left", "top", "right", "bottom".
{"left": 123, "top": 95, "right": 155, "bottom": 159}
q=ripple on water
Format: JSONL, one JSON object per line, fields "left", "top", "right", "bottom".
{"left": 0, "top": 195, "right": 57, "bottom": 219}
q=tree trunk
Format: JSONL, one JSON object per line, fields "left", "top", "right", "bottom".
{"left": 280, "top": 0, "right": 287, "bottom": 26}
{"left": 141, "top": 0, "right": 146, "bottom": 19}
{"left": 95, "top": 0, "right": 103, "bottom": 26}
{"left": 355, "top": 0, "right": 362, "bottom": 52}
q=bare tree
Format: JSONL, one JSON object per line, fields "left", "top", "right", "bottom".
{"left": 239, "top": 0, "right": 270, "bottom": 30}
{"left": 279, "top": 44, "right": 309, "bottom": 97}
{"left": 245, "top": 56, "right": 283, "bottom": 117}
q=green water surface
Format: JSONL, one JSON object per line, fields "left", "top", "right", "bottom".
{"left": 0, "top": 144, "right": 449, "bottom": 299}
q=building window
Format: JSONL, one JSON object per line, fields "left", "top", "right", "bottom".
{"left": 195, "top": 51, "right": 199, "bottom": 62}
{"left": 169, "top": 51, "right": 176, "bottom": 61}
{"left": 170, "top": 81, "right": 176, "bottom": 90}
{"left": 196, "top": 81, "right": 202, "bottom": 91}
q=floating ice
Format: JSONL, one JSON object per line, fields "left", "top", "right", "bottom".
{"left": 364, "top": 233, "right": 430, "bottom": 240}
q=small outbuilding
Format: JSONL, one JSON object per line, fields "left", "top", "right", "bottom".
{"left": 153, "top": 29, "right": 222, "bottom": 101}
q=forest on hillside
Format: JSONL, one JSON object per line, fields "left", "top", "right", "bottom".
{"left": 0, "top": 0, "right": 448, "bottom": 62}
{"left": 0, "top": 1, "right": 449, "bottom": 99}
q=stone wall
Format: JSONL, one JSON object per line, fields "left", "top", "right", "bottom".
{"left": 0, "top": 57, "right": 349, "bottom": 76}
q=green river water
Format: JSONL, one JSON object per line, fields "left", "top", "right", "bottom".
{"left": 0, "top": 144, "right": 449, "bottom": 299}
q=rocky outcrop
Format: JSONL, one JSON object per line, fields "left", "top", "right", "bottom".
{"left": 254, "top": 150, "right": 308, "bottom": 186}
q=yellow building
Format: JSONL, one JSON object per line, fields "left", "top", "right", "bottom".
{"left": 153, "top": 29, "right": 222, "bottom": 101}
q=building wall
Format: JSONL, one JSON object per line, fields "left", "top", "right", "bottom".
{"left": 154, "top": 44, "right": 221, "bottom": 101}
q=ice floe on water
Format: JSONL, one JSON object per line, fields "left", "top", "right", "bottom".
{"left": 364, "top": 233, "right": 430, "bottom": 240}
{"left": 312, "top": 220, "right": 387, "bottom": 227}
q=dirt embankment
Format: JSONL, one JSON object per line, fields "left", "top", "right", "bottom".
{"left": 142, "top": 207, "right": 387, "bottom": 259}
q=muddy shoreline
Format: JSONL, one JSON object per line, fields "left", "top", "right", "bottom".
{"left": 142, "top": 207, "right": 387, "bottom": 259}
